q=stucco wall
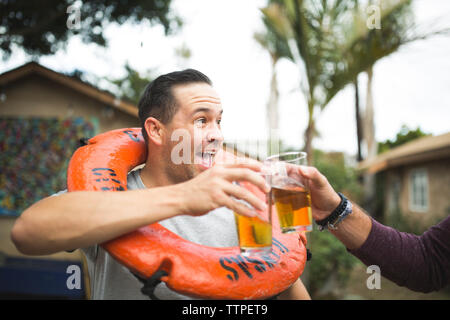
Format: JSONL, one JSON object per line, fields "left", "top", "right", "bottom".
{"left": 384, "top": 158, "right": 450, "bottom": 227}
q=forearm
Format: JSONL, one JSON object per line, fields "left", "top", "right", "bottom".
{"left": 349, "top": 216, "right": 450, "bottom": 292}
{"left": 277, "top": 278, "right": 311, "bottom": 300}
{"left": 11, "top": 186, "right": 183, "bottom": 255}
{"left": 329, "top": 202, "right": 372, "bottom": 250}
{"left": 293, "top": 164, "right": 450, "bottom": 292}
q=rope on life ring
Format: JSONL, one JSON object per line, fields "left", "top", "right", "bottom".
{"left": 67, "top": 128, "right": 308, "bottom": 299}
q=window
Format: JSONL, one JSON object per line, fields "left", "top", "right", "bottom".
{"left": 409, "top": 168, "right": 428, "bottom": 212}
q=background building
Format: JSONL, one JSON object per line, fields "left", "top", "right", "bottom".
{"left": 359, "top": 132, "right": 450, "bottom": 231}
{"left": 0, "top": 62, "right": 140, "bottom": 298}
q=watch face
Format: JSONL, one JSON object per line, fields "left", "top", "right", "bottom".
{"left": 345, "top": 199, "right": 353, "bottom": 214}
{"left": 316, "top": 194, "right": 352, "bottom": 231}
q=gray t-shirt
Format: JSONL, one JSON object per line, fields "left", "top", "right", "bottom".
{"left": 57, "top": 169, "right": 238, "bottom": 299}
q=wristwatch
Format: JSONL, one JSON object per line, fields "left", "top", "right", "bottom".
{"left": 315, "top": 192, "right": 353, "bottom": 231}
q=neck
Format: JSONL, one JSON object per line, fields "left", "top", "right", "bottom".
{"left": 138, "top": 142, "right": 174, "bottom": 188}
{"left": 140, "top": 158, "right": 174, "bottom": 188}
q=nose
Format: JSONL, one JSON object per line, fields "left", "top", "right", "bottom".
{"left": 206, "top": 125, "right": 224, "bottom": 144}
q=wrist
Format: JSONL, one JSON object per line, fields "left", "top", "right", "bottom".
{"left": 329, "top": 192, "right": 342, "bottom": 214}
{"left": 316, "top": 191, "right": 341, "bottom": 221}
{"left": 148, "top": 184, "right": 188, "bottom": 218}
{"left": 170, "top": 183, "right": 189, "bottom": 216}
{"left": 316, "top": 193, "right": 353, "bottom": 231}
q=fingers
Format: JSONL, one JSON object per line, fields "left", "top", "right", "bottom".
{"left": 215, "top": 153, "right": 261, "bottom": 168}
{"left": 208, "top": 164, "right": 269, "bottom": 218}
{"left": 222, "top": 167, "right": 270, "bottom": 193}
{"left": 222, "top": 161, "right": 263, "bottom": 172}
{"left": 225, "top": 183, "right": 267, "bottom": 213}
{"left": 288, "top": 164, "right": 329, "bottom": 189}
{"left": 222, "top": 196, "right": 258, "bottom": 218}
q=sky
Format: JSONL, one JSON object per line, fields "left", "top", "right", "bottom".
{"left": 2, "top": 0, "right": 450, "bottom": 158}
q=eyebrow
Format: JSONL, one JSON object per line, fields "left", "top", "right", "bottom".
{"left": 191, "top": 107, "right": 223, "bottom": 116}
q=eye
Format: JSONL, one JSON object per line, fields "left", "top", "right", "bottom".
{"left": 194, "top": 117, "right": 207, "bottom": 127}
{"left": 217, "top": 119, "right": 222, "bottom": 125}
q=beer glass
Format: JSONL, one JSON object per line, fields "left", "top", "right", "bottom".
{"left": 264, "top": 152, "right": 312, "bottom": 233}
{"left": 233, "top": 181, "right": 272, "bottom": 256}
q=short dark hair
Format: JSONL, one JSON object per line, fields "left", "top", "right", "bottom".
{"left": 138, "top": 69, "right": 212, "bottom": 142}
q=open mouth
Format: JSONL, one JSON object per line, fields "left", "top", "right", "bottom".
{"left": 195, "top": 150, "right": 216, "bottom": 168}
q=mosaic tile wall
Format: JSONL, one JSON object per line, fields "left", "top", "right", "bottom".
{"left": 0, "top": 117, "right": 95, "bottom": 216}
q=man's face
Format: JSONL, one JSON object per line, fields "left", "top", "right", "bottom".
{"left": 162, "top": 82, "right": 224, "bottom": 183}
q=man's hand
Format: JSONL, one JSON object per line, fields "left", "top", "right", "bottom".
{"left": 176, "top": 163, "right": 271, "bottom": 218}
{"left": 286, "top": 165, "right": 341, "bottom": 221}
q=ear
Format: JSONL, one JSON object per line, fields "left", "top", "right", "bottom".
{"left": 144, "top": 117, "right": 165, "bottom": 146}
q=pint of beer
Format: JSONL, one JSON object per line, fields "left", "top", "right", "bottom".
{"left": 272, "top": 183, "right": 313, "bottom": 233}
{"left": 234, "top": 213, "right": 272, "bottom": 255}
{"left": 265, "top": 152, "right": 312, "bottom": 233}
{"left": 233, "top": 181, "right": 272, "bottom": 256}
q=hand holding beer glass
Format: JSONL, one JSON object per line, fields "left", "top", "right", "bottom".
{"left": 265, "top": 152, "right": 313, "bottom": 233}
{"left": 233, "top": 180, "right": 272, "bottom": 257}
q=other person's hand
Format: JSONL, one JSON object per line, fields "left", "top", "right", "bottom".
{"left": 286, "top": 165, "right": 341, "bottom": 221}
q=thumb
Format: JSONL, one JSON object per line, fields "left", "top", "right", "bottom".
{"left": 297, "top": 166, "right": 329, "bottom": 189}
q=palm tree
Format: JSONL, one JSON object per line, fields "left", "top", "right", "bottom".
{"left": 262, "top": 0, "right": 449, "bottom": 164}
{"left": 261, "top": 0, "right": 356, "bottom": 164}
{"left": 327, "top": 0, "right": 450, "bottom": 208}
{"left": 349, "top": 0, "right": 414, "bottom": 161}
{"left": 254, "top": 17, "right": 292, "bottom": 156}
{"left": 329, "top": 0, "right": 450, "bottom": 162}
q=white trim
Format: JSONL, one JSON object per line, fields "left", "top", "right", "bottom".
{"left": 408, "top": 168, "right": 429, "bottom": 213}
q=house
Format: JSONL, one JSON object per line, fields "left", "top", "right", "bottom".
{"left": 0, "top": 62, "right": 141, "bottom": 298}
{"left": 0, "top": 61, "right": 138, "bottom": 131}
{"left": 358, "top": 132, "right": 450, "bottom": 230}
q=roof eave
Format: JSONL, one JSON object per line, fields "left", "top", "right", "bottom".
{"left": 0, "top": 62, "right": 138, "bottom": 118}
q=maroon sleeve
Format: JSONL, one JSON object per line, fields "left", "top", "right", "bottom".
{"left": 348, "top": 215, "right": 450, "bottom": 293}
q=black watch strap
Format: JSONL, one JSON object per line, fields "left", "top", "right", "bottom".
{"left": 315, "top": 193, "right": 348, "bottom": 230}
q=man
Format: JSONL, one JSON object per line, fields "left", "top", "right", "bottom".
{"left": 11, "top": 69, "right": 310, "bottom": 300}
{"left": 290, "top": 165, "right": 450, "bottom": 293}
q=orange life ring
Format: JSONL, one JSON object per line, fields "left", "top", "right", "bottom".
{"left": 67, "top": 128, "right": 307, "bottom": 299}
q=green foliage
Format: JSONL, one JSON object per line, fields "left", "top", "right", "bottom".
{"left": 261, "top": 0, "right": 448, "bottom": 161}
{"left": 280, "top": 146, "right": 362, "bottom": 296}
{"left": 387, "top": 209, "right": 422, "bottom": 235}
{"left": 265, "top": 0, "right": 359, "bottom": 106}
{"left": 387, "top": 207, "right": 447, "bottom": 236}
{"left": 0, "top": 0, "right": 181, "bottom": 60}
{"left": 313, "top": 149, "right": 363, "bottom": 202}
{"left": 254, "top": 13, "right": 293, "bottom": 63}
{"left": 174, "top": 42, "right": 192, "bottom": 68}
{"left": 106, "top": 63, "right": 154, "bottom": 105}
{"left": 307, "top": 231, "right": 359, "bottom": 297}
{"left": 261, "top": 0, "right": 360, "bottom": 160}
{"left": 325, "top": 0, "right": 415, "bottom": 108}
{"left": 378, "top": 125, "right": 430, "bottom": 154}
{"left": 307, "top": 149, "right": 361, "bottom": 297}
